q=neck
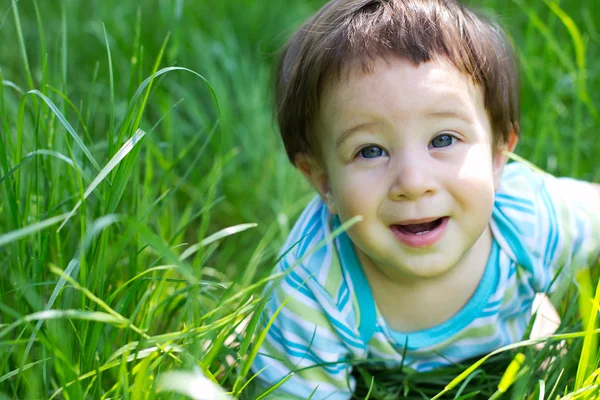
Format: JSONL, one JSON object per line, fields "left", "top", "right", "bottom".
{"left": 358, "top": 226, "right": 493, "bottom": 332}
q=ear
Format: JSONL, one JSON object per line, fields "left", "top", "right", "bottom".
{"left": 294, "top": 152, "right": 337, "bottom": 214}
{"left": 492, "top": 129, "right": 519, "bottom": 190}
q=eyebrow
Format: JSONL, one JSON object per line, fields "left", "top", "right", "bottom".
{"left": 335, "top": 122, "right": 377, "bottom": 148}
{"left": 426, "top": 109, "right": 473, "bottom": 123}
{"left": 335, "top": 109, "right": 473, "bottom": 148}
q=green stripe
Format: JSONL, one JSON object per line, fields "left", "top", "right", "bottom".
{"left": 324, "top": 249, "right": 343, "bottom": 301}
{"left": 275, "top": 286, "right": 334, "bottom": 329}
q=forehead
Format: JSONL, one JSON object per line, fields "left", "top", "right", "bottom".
{"left": 316, "top": 57, "right": 488, "bottom": 141}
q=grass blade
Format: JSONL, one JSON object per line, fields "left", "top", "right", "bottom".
{"left": 0, "top": 213, "right": 69, "bottom": 247}
{"left": 0, "top": 153, "right": 33, "bottom": 185}
{"left": 575, "top": 271, "right": 600, "bottom": 389}
{"left": 0, "top": 358, "right": 50, "bottom": 384}
{"left": 179, "top": 223, "right": 258, "bottom": 261}
{"left": 102, "top": 23, "right": 115, "bottom": 157}
{"left": 57, "top": 128, "right": 146, "bottom": 231}
{"left": 17, "top": 90, "right": 101, "bottom": 171}
{"left": 11, "top": 0, "right": 34, "bottom": 90}
{"left": 0, "top": 310, "right": 127, "bottom": 340}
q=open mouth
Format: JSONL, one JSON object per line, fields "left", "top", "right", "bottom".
{"left": 395, "top": 218, "right": 444, "bottom": 235}
{"left": 391, "top": 217, "right": 449, "bottom": 247}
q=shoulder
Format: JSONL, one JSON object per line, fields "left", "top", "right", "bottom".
{"left": 265, "top": 196, "right": 366, "bottom": 352}
{"left": 492, "top": 162, "right": 542, "bottom": 257}
{"left": 278, "top": 196, "right": 334, "bottom": 279}
{"left": 280, "top": 196, "right": 328, "bottom": 258}
{"left": 496, "top": 161, "right": 600, "bottom": 218}
{"left": 492, "top": 162, "right": 600, "bottom": 291}
{"left": 274, "top": 196, "right": 351, "bottom": 311}
{"left": 495, "top": 161, "right": 599, "bottom": 240}
{"left": 495, "top": 161, "right": 543, "bottom": 203}
{"left": 490, "top": 163, "right": 557, "bottom": 294}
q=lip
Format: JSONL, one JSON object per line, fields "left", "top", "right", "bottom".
{"left": 394, "top": 216, "right": 443, "bottom": 225}
{"left": 390, "top": 217, "right": 449, "bottom": 248}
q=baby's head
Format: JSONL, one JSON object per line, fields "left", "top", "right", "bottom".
{"left": 276, "top": 0, "right": 519, "bottom": 164}
{"left": 275, "top": 0, "right": 523, "bottom": 280}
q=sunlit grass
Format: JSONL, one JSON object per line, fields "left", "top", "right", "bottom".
{"left": 0, "top": 0, "right": 598, "bottom": 399}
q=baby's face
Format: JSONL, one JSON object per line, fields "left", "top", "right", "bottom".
{"left": 311, "top": 57, "right": 508, "bottom": 280}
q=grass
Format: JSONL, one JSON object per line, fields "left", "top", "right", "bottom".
{"left": 0, "top": 0, "right": 599, "bottom": 398}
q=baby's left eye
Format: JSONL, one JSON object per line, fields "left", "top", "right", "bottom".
{"left": 430, "top": 134, "right": 457, "bottom": 149}
{"left": 358, "top": 145, "right": 387, "bottom": 159}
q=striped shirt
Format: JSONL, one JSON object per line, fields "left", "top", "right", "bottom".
{"left": 251, "top": 162, "right": 600, "bottom": 399}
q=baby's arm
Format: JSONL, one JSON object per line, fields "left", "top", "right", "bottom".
{"left": 558, "top": 180, "right": 600, "bottom": 207}
{"left": 503, "top": 163, "right": 600, "bottom": 297}
{"left": 543, "top": 174, "right": 600, "bottom": 277}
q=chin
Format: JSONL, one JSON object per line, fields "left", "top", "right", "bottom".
{"left": 386, "top": 260, "right": 452, "bottom": 281}
{"left": 404, "top": 253, "right": 451, "bottom": 275}
{"left": 410, "top": 267, "right": 452, "bottom": 279}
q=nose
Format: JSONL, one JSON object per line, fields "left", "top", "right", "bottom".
{"left": 388, "top": 151, "right": 437, "bottom": 201}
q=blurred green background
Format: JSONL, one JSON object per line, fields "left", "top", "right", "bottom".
{"left": 0, "top": 0, "right": 598, "bottom": 398}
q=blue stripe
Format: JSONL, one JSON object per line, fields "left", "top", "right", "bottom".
{"left": 540, "top": 185, "right": 559, "bottom": 290}
{"left": 478, "top": 308, "right": 501, "bottom": 318}
{"left": 295, "top": 204, "right": 325, "bottom": 256}
{"left": 485, "top": 299, "right": 503, "bottom": 309}
{"left": 337, "top": 283, "right": 350, "bottom": 310}
{"left": 280, "top": 254, "right": 296, "bottom": 272}
{"left": 285, "top": 270, "right": 317, "bottom": 299}
{"left": 269, "top": 309, "right": 350, "bottom": 357}
{"left": 413, "top": 360, "right": 448, "bottom": 371}
{"left": 508, "top": 262, "right": 517, "bottom": 278}
{"left": 305, "top": 243, "right": 329, "bottom": 276}
{"left": 251, "top": 356, "right": 294, "bottom": 386}
{"left": 492, "top": 204, "right": 535, "bottom": 274}
{"left": 511, "top": 220, "right": 535, "bottom": 238}
{"left": 267, "top": 323, "right": 348, "bottom": 375}
{"left": 495, "top": 196, "right": 535, "bottom": 214}
{"left": 495, "top": 191, "right": 534, "bottom": 206}
{"left": 334, "top": 216, "right": 377, "bottom": 345}
{"left": 517, "top": 277, "right": 535, "bottom": 300}
{"left": 328, "top": 315, "right": 364, "bottom": 349}
{"left": 285, "top": 199, "right": 319, "bottom": 252}
{"left": 251, "top": 355, "right": 347, "bottom": 399}
{"left": 298, "top": 213, "right": 324, "bottom": 256}
{"left": 493, "top": 309, "right": 511, "bottom": 345}
{"left": 285, "top": 267, "right": 364, "bottom": 348}
{"left": 541, "top": 186, "right": 557, "bottom": 266}
{"left": 430, "top": 335, "right": 505, "bottom": 361}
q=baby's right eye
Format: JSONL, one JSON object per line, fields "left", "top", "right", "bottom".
{"left": 358, "top": 145, "right": 387, "bottom": 159}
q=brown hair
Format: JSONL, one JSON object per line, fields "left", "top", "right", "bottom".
{"left": 276, "top": 0, "right": 520, "bottom": 163}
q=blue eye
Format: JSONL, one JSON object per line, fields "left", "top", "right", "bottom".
{"left": 359, "top": 145, "right": 387, "bottom": 159}
{"left": 430, "top": 134, "right": 456, "bottom": 148}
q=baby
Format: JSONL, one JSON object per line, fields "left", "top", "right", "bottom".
{"left": 250, "top": 0, "right": 600, "bottom": 398}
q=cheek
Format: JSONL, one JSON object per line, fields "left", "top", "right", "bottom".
{"left": 457, "top": 145, "right": 495, "bottom": 180}
{"left": 453, "top": 148, "right": 496, "bottom": 208}
{"left": 330, "top": 169, "right": 384, "bottom": 216}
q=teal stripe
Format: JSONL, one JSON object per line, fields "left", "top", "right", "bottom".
{"left": 334, "top": 216, "right": 377, "bottom": 345}
{"left": 540, "top": 183, "right": 559, "bottom": 273}
{"left": 492, "top": 203, "right": 535, "bottom": 274}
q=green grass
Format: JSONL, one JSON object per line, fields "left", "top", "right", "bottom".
{"left": 0, "top": 0, "right": 599, "bottom": 399}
